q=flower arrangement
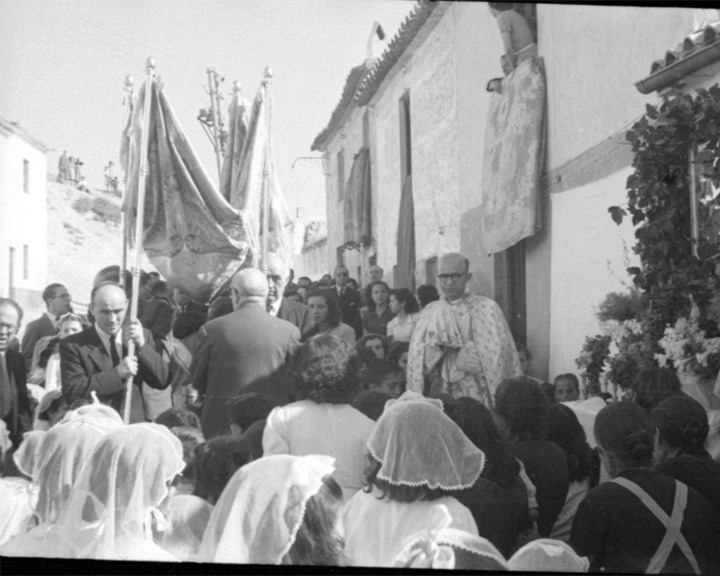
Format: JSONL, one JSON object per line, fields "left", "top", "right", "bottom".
{"left": 656, "top": 316, "right": 720, "bottom": 380}
{"left": 575, "top": 335, "right": 611, "bottom": 394}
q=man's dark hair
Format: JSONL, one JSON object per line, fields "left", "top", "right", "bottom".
{"left": 42, "top": 283, "right": 65, "bottom": 306}
{"left": 150, "top": 280, "right": 172, "bottom": 298}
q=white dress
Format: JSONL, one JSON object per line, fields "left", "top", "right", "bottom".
{"left": 0, "top": 478, "right": 38, "bottom": 547}
{"left": 386, "top": 313, "right": 420, "bottom": 342}
{"left": 342, "top": 487, "right": 478, "bottom": 567}
{"left": 263, "top": 401, "right": 375, "bottom": 501}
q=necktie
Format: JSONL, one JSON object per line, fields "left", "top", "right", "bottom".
{"left": 110, "top": 338, "right": 120, "bottom": 367}
{"left": 0, "top": 352, "right": 15, "bottom": 420}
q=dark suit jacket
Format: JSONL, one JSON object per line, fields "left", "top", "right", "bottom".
{"left": 2, "top": 347, "right": 32, "bottom": 445}
{"left": 337, "top": 286, "right": 363, "bottom": 339}
{"left": 190, "top": 301, "right": 301, "bottom": 439}
{"left": 172, "top": 301, "right": 207, "bottom": 340}
{"left": 21, "top": 314, "right": 57, "bottom": 372}
{"left": 60, "top": 325, "right": 169, "bottom": 413}
{"left": 277, "top": 298, "right": 314, "bottom": 339}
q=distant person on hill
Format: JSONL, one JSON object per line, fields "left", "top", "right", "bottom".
{"left": 73, "top": 157, "right": 83, "bottom": 184}
{"left": 58, "top": 151, "right": 70, "bottom": 183}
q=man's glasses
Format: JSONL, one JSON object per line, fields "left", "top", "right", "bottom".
{"left": 437, "top": 273, "right": 465, "bottom": 283}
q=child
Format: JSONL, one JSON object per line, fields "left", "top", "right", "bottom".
{"left": 357, "top": 334, "right": 389, "bottom": 360}
{"left": 364, "top": 360, "right": 405, "bottom": 399}
{"left": 488, "top": 3, "right": 536, "bottom": 72}
{"left": 554, "top": 373, "right": 580, "bottom": 403}
{"left": 342, "top": 393, "right": 482, "bottom": 567}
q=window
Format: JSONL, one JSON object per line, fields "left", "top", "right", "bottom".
{"left": 23, "top": 159, "right": 29, "bottom": 194}
{"left": 8, "top": 247, "right": 15, "bottom": 297}
{"left": 23, "top": 245, "right": 29, "bottom": 280}
{"left": 337, "top": 149, "right": 345, "bottom": 203}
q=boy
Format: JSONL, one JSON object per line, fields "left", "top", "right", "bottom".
{"left": 364, "top": 359, "right": 405, "bottom": 399}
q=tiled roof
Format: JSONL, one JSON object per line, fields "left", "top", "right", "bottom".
{"left": 636, "top": 21, "right": 720, "bottom": 93}
{"left": 310, "top": 0, "right": 439, "bottom": 151}
{"left": 311, "top": 63, "right": 371, "bottom": 151}
{"left": 354, "top": 0, "right": 439, "bottom": 107}
{"left": 650, "top": 22, "right": 720, "bottom": 75}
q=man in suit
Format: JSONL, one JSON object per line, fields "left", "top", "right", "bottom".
{"left": 265, "top": 252, "right": 314, "bottom": 339}
{"left": 190, "top": 267, "right": 301, "bottom": 439}
{"left": 21, "top": 283, "right": 72, "bottom": 372}
{"left": 60, "top": 282, "right": 169, "bottom": 415}
{"left": 0, "top": 298, "right": 33, "bottom": 448}
{"left": 335, "top": 265, "right": 363, "bottom": 339}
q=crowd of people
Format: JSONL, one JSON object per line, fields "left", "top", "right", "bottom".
{"left": 56, "top": 151, "right": 86, "bottom": 190}
{"left": 1, "top": 252, "right": 719, "bottom": 570}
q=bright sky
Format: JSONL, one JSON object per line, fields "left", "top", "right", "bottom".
{"left": 0, "top": 0, "right": 414, "bottom": 223}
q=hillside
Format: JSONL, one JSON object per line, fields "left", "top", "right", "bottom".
{"left": 47, "top": 182, "right": 124, "bottom": 310}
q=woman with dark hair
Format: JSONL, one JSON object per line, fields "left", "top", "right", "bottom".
{"left": 263, "top": 334, "right": 374, "bottom": 500}
{"left": 304, "top": 288, "right": 355, "bottom": 347}
{"left": 631, "top": 367, "right": 682, "bottom": 414}
{"left": 546, "top": 404, "right": 593, "bottom": 543}
{"left": 363, "top": 280, "right": 394, "bottom": 337}
{"left": 571, "top": 402, "right": 720, "bottom": 574}
{"left": 357, "top": 333, "right": 389, "bottom": 361}
{"left": 387, "top": 340, "right": 410, "bottom": 373}
{"left": 342, "top": 394, "right": 481, "bottom": 567}
{"left": 495, "top": 377, "right": 570, "bottom": 538}
{"left": 197, "top": 455, "right": 345, "bottom": 565}
{"left": 451, "top": 397, "right": 533, "bottom": 557}
{"left": 651, "top": 394, "right": 720, "bottom": 515}
{"left": 416, "top": 284, "right": 440, "bottom": 309}
{"left": 192, "top": 436, "right": 253, "bottom": 505}
{"left": 386, "top": 288, "right": 421, "bottom": 342}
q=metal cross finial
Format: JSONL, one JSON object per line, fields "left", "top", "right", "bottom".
{"left": 232, "top": 81, "right": 242, "bottom": 96}
{"left": 146, "top": 57, "right": 156, "bottom": 73}
{"left": 263, "top": 67, "right": 273, "bottom": 81}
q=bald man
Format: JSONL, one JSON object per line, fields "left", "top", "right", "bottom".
{"left": 190, "top": 268, "right": 301, "bottom": 439}
{"left": 407, "top": 253, "right": 522, "bottom": 406}
{"left": 265, "top": 253, "right": 314, "bottom": 339}
{"left": 60, "top": 282, "right": 169, "bottom": 414}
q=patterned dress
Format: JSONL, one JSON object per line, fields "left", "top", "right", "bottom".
{"left": 407, "top": 294, "right": 522, "bottom": 406}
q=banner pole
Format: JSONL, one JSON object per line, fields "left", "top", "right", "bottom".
{"left": 123, "top": 57, "right": 155, "bottom": 424}
{"left": 261, "top": 67, "right": 273, "bottom": 271}
{"left": 120, "top": 75, "right": 134, "bottom": 291}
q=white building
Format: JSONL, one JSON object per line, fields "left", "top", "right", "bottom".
{"left": 0, "top": 116, "right": 50, "bottom": 326}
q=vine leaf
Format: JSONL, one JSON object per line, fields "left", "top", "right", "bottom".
{"left": 609, "top": 206, "right": 626, "bottom": 225}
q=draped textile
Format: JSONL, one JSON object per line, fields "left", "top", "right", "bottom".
{"left": 396, "top": 174, "right": 416, "bottom": 290}
{"left": 407, "top": 296, "right": 522, "bottom": 404}
{"left": 122, "top": 80, "right": 250, "bottom": 303}
{"left": 219, "top": 95, "right": 250, "bottom": 203}
{"left": 481, "top": 57, "right": 545, "bottom": 254}
{"left": 228, "top": 80, "right": 294, "bottom": 267}
{"left": 344, "top": 147, "right": 372, "bottom": 247}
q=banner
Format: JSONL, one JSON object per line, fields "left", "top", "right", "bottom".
{"left": 122, "top": 80, "right": 250, "bottom": 303}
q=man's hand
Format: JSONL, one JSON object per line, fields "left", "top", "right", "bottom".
{"left": 123, "top": 319, "right": 145, "bottom": 349}
{"left": 116, "top": 355, "right": 138, "bottom": 380}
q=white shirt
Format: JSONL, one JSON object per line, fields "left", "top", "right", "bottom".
{"left": 342, "top": 488, "right": 478, "bottom": 567}
{"left": 267, "top": 296, "right": 281, "bottom": 317}
{"left": 94, "top": 325, "right": 122, "bottom": 360}
{"left": 263, "top": 401, "right": 375, "bottom": 501}
{"left": 44, "top": 312, "right": 59, "bottom": 330}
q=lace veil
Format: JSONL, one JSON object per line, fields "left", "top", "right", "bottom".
{"left": 34, "top": 417, "right": 121, "bottom": 524}
{"left": 508, "top": 538, "right": 590, "bottom": 572}
{"left": 197, "top": 454, "right": 335, "bottom": 564}
{"left": 49, "top": 423, "right": 184, "bottom": 560}
{"left": 368, "top": 394, "right": 485, "bottom": 490}
{"left": 393, "top": 504, "right": 508, "bottom": 569}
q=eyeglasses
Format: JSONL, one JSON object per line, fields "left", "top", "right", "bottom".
{"left": 437, "top": 273, "right": 465, "bottom": 283}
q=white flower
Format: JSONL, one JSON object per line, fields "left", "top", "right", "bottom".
{"left": 655, "top": 353, "right": 668, "bottom": 367}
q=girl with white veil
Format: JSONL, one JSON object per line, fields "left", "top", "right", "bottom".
{"left": 1, "top": 423, "right": 184, "bottom": 561}
{"left": 196, "top": 454, "right": 345, "bottom": 565}
{"left": 0, "top": 411, "right": 123, "bottom": 555}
